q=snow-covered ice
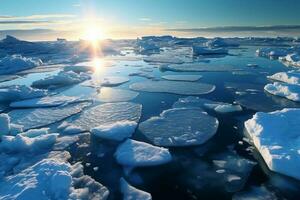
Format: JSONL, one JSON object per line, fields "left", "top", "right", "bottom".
{"left": 161, "top": 75, "right": 202, "bottom": 82}
{"left": 98, "top": 87, "right": 139, "bottom": 103}
{"left": 279, "top": 53, "right": 300, "bottom": 67}
{"left": 206, "top": 38, "right": 239, "bottom": 48}
{"left": 10, "top": 95, "right": 89, "bottom": 108}
{"left": 91, "top": 120, "right": 137, "bottom": 141}
{"left": 139, "top": 108, "right": 219, "bottom": 147}
{"left": 264, "top": 82, "right": 300, "bottom": 102}
{"left": 69, "top": 102, "right": 142, "bottom": 131}
{"left": 32, "top": 71, "right": 91, "bottom": 89}
{"left": 101, "top": 76, "right": 130, "bottom": 87}
{"left": 120, "top": 178, "right": 152, "bottom": 200}
{"left": 173, "top": 96, "right": 242, "bottom": 113}
{"left": 0, "top": 113, "right": 11, "bottom": 136}
{"left": 267, "top": 71, "right": 300, "bottom": 85}
{"left": 0, "top": 85, "right": 47, "bottom": 102}
{"left": 115, "top": 139, "right": 172, "bottom": 167}
{"left": 0, "top": 54, "right": 42, "bottom": 75}
{"left": 130, "top": 80, "right": 215, "bottom": 95}
{"left": 9, "top": 102, "right": 90, "bottom": 130}
{"left": 245, "top": 108, "right": 300, "bottom": 180}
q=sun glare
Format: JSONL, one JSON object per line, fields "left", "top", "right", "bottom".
{"left": 83, "top": 26, "right": 105, "bottom": 42}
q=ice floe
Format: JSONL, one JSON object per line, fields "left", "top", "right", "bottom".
{"left": 161, "top": 75, "right": 202, "bottom": 82}
{"left": 143, "top": 55, "right": 184, "bottom": 64}
{"left": 130, "top": 80, "right": 215, "bottom": 95}
{"left": 139, "top": 108, "right": 218, "bottom": 147}
{"left": 129, "top": 72, "right": 155, "bottom": 80}
{"left": 256, "top": 48, "right": 290, "bottom": 59}
{"left": 91, "top": 120, "right": 137, "bottom": 141}
{"left": 267, "top": 71, "right": 300, "bottom": 85}
{"left": 206, "top": 38, "right": 239, "bottom": 48}
{"left": 10, "top": 95, "right": 88, "bottom": 108}
{"left": 68, "top": 102, "right": 142, "bottom": 131}
{"left": 160, "top": 63, "right": 241, "bottom": 72}
{"left": 32, "top": 71, "right": 91, "bottom": 89}
{"left": 9, "top": 102, "right": 90, "bottom": 130}
{"left": 0, "top": 85, "right": 47, "bottom": 102}
{"left": 0, "top": 54, "right": 42, "bottom": 75}
{"left": 173, "top": 96, "right": 242, "bottom": 113}
{"left": 57, "top": 121, "right": 85, "bottom": 135}
{"left": 120, "top": 178, "right": 152, "bottom": 200}
{"left": 192, "top": 46, "right": 228, "bottom": 56}
{"left": 101, "top": 76, "right": 130, "bottom": 87}
{"left": 245, "top": 108, "right": 300, "bottom": 180}
{"left": 97, "top": 87, "right": 138, "bottom": 103}
{"left": 279, "top": 53, "right": 300, "bottom": 67}
{"left": 115, "top": 139, "right": 172, "bottom": 167}
{"left": 264, "top": 82, "right": 300, "bottom": 102}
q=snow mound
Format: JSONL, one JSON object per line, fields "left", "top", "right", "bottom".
{"left": 0, "top": 54, "right": 42, "bottom": 75}
{"left": 161, "top": 75, "right": 202, "bottom": 82}
{"left": 97, "top": 87, "right": 139, "bottom": 103}
{"left": 130, "top": 80, "right": 215, "bottom": 95}
{"left": 279, "top": 53, "right": 300, "bottom": 67}
{"left": 268, "top": 71, "right": 300, "bottom": 85}
{"left": 0, "top": 151, "right": 109, "bottom": 200}
{"left": 91, "top": 120, "right": 137, "bottom": 141}
{"left": 160, "top": 63, "right": 241, "bottom": 72}
{"left": 70, "top": 102, "right": 142, "bottom": 131}
{"left": 139, "top": 108, "right": 219, "bottom": 147}
{"left": 115, "top": 139, "right": 172, "bottom": 167}
{"left": 173, "top": 96, "right": 242, "bottom": 113}
{"left": 192, "top": 46, "right": 228, "bottom": 56}
{"left": 10, "top": 95, "right": 88, "bottom": 108}
{"left": 9, "top": 102, "right": 90, "bottom": 130}
{"left": 264, "top": 82, "right": 300, "bottom": 102}
{"left": 0, "top": 128, "right": 57, "bottom": 154}
{"left": 32, "top": 71, "right": 91, "bottom": 89}
{"left": 120, "top": 178, "right": 152, "bottom": 200}
{"left": 245, "top": 108, "right": 300, "bottom": 180}
{"left": 0, "top": 85, "right": 47, "bottom": 102}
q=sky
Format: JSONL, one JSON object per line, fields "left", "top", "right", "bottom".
{"left": 1, "top": 0, "right": 300, "bottom": 40}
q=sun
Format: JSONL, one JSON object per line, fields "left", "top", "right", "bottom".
{"left": 82, "top": 26, "right": 106, "bottom": 42}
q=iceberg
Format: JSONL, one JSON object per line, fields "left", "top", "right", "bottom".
{"left": 120, "top": 178, "right": 152, "bottom": 200}
{"left": 139, "top": 108, "right": 218, "bottom": 147}
{"left": 267, "top": 71, "right": 300, "bottom": 85}
{"left": 161, "top": 75, "right": 202, "bottom": 82}
{"left": 0, "top": 85, "right": 47, "bottom": 102}
{"left": 264, "top": 82, "right": 300, "bottom": 102}
{"left": 0, "top": 54, "right": 42, "bottom": 75}
{"left": 245, "top": 108, "right": 300, "bottom": 180}
{"left": 69, "top": 102, "right": 142, "bottom": 131}
{"left": 130, "top": 80, "right": 215, "bottom": 95}
{"left": 97, "top": 87, "right": 139, "bottom": 103}
{"left": 91, "top": 120, "right": 137, "bottom": 141}
{"left": 32, "top": 71, "right": 91, "bottom": 89}
{"left": 115, "top": 139, "right": 172, "bottom": 167}
{"left": 10, "top": 95, "right": 88, "bottom": 108}
{"left": 192, "top": 46, "right": 228, "bottom": 56}
{"left": 173, "top": 96, "right": 242, "bottom": 113}
{"left": 9, "top": 102, "right": 90, "bottom": 130}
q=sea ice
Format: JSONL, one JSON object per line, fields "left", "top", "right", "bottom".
{"left": 69, "top": 102, "right": 142, "bottom": 131}
{"left": 128, "top": 72, "right": 155, "bottom": 80}
{"left": 264, "top": 82, "right": 300, "bottom": 102}
{"left": 10, "top": 95, "right": 88, "bottom": 108}
{"left": 120, "top": 178, "right": 152, "bottom": 200}
{"left": 0, "top": 85, "right": 47, "bottom": 102}
{"left": 173, "top": 96, "right": 242, "bottom": 113}
{"left": 192, "top": 46, "right": 228, "bottom": 56}
{"left": 97, "top": 87, "right": 139, "bottom": 103}
{"left": 91, "top": 120, "right": 137, "bottom": 141}
{"left": 139, "top": 108, "right": 219, "bottom": 147}
{"left": 130, "top": 80, "right": 215, "bottom": 95}
{"left": 115, "top": 139, "right": 172, "bottom": 167}
{"left": 206, "top": 38, "right": 239, "bottom": 48}
{"left": 0, "top": 54, "right": 42, "bottom": 75}
{"left": 101, "top": 76, "right": 130, "bottom": 87}
{"left": 267, "top": 71, "right": 300, "bottom": 85}
{"left": 143, "top": 55, "right": 184, "bottom": 64}
{"left": 9, "top": 102, "right": 90, "bottom": 130}
{"left": 0, "top": 113, "right": 10, "bottom": 136}
{"left": 161, "top": 75, "right": 202, "bottom": 82}
{"left": 256, "top": 48, "right": 289, "bottom": 58}
{"left": 232, "top": 185, "right": 278, "bottom": 200}
{"left": 245, "top": 108, "right": 300, "bottom": 180}
{"left": 279, "top": 53, "right": 300, "bottom": 67}
{"left": 57, "top": 121, "right": 85, "bottom": 135}
{"left": 32, "top": 71, "right": 91, "bottom": 89}
{"left": 160, "top": 63, "right": 241, "bottom": 72}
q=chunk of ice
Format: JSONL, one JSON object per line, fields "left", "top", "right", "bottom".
{"left": 264, "top": 82, "right": 300, "bottom": 102}
{"left": 120, "top": 178, "right": 152, "bottom": 200}
{"left": 162, "top": 75, "right": 202, "bottom": 82}
{"left": 0, "top": 85, "right": 47, "bottom": 102}
{"left": 160, "top": 63, "right": 242, "bottom": 72}
{"left": 267, "top": 71, "right": 300, "bottom": 85}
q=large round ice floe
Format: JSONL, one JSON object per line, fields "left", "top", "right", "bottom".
{"left": 162, "top": 74, "right": 202, "bottom": 82}
{"left": 267, "top": 71, "right": 300, "bottom": 85}
{"left": 9, "top": 102, "right": 90, "bottom": 130}
{"left": 139, "top": 108, "right": 219, "bottom": 147}
{"left": 130, "top": 80, "right": 215, "bottom": 95}
{"left": 115, "top": 139, "right": 172, "bottom": 167}
{"left": 245, "top": 108, "right": 300, "bottom": 180}
{"left": 69, "top": 102, "right": 142, "bottom": 131}
{"left": 120, "top": 178, "right": 152, "bottom": 200}
{"left": 97, "top": 87, "right": 139, "bottom": 103}
{"left": 101, "top": 76, "right": 130, "bottom": 87}
{"left": 264, "top": 82, "right": 300, "bottom": 102}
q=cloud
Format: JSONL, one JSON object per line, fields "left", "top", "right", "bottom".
{"left": 166, "top": 25, "right": 300, "bottom": 32}
{"left": 139, "top": 18, "right": 152, "bottom": 21}
{"left": 0, "top": 14, "right": 76, "bottom": 21}
{"left": 0, "top": 20, "right": 52, "bottom": 24}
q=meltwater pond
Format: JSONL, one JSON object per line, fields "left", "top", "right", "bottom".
{"left": 1, "top": 38, "right": 300, "bottom": 200}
